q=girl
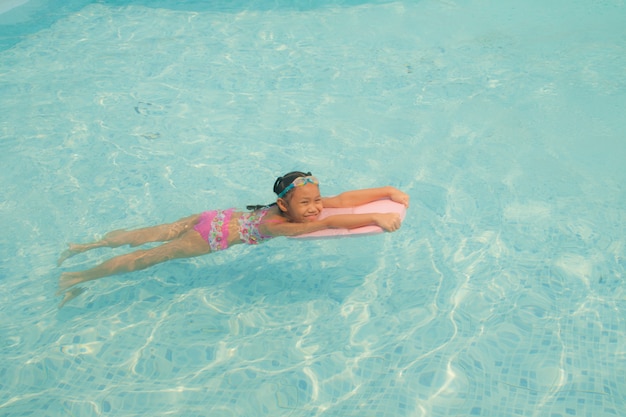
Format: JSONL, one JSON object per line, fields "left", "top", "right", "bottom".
{"left": 57, "top": 171, "right": 409, "bottom": 305}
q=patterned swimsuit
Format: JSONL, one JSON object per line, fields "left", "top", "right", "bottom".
{"left": 193, "top": 207, "right": 273, "bottom": 251}
{"left": 237, "top": 207, "right": 274, "bottom": 245}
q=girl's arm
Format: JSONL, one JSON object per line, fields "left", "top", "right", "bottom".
{"left": 322, "top": 186, "right": 409, "bottom": 208}
{"left": 262, "top": 212, "right": 402, "bottom": 237}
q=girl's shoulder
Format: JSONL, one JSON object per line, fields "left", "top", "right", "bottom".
{"left": 259, "top": 205, "right": 283, "bottom": 219}
{"left": 239, "top": 205, "right": 282, "bottom": 220}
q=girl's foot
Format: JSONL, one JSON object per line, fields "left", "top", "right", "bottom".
{"left": 57, "top": 272, "right": 85, "bottom": 294}
{"left": 58, "top": 287, "right": 85, "bottom": 308}
{"left": 57, "top": 244, "right": 84, "bottom": 266}
{"left": 58, "top": 230, "right": 131, "bottom": 266}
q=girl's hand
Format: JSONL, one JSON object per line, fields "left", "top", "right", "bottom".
{"left": 389, "top": 188, "right": 410, "bottom": 208}
{"left": 375, "top": 213, "right": 403, "bottom": 232}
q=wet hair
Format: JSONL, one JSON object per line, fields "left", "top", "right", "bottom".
{"left": 246, "top": 171, "right": 313, "bottom": 211}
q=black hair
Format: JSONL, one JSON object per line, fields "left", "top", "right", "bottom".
{"left": 272, "top": 171, "right": 312, "bottom": 196}
{"left": 246, "top": 171, "right": 312, "bottom": 211}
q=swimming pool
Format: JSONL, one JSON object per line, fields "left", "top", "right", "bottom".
{"left": 1, "top": 0, "right": 625, "bottom": 415}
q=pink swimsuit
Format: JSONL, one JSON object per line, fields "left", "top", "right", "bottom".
{"left": 193, "top": 207, "right": 273, "bottom": 251}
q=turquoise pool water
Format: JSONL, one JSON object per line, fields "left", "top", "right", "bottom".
{"left": 1, "top": 0, "right": 625, "bottom": 416}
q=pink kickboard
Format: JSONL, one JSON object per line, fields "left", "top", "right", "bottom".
{"left": 290, "top": 199, "right": 406, "bottom": 239}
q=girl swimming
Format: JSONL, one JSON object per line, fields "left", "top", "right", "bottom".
{"left": 57, "top": 171, "right": 409, "bottom": 305}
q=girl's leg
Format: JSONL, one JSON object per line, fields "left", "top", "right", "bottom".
{"left": 58, "top": 214, "right": 201, "bottom": 265}
{"left": 57, "top": 229, "right": 210, "bottom": 294}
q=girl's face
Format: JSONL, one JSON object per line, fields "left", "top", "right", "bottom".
{"left": 278, "top": 183, "right": 323, "bottom": 222}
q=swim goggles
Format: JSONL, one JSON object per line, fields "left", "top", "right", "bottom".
{"left": 277, "top": 176, "right": 319, "bottom": 198}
